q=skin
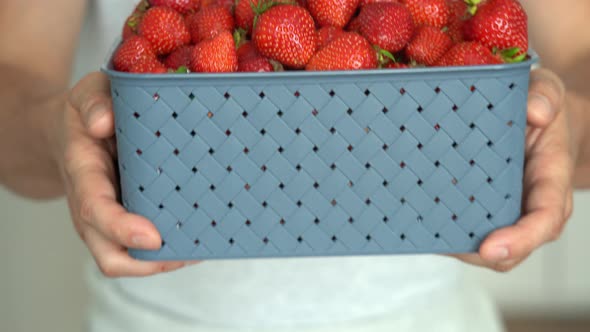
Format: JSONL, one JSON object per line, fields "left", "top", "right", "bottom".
{"left": 0, "top": 0, "right": 589, "bottom": 277}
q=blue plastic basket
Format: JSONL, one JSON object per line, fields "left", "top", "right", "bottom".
{"left": 102, "top": 45, "right": 537, "bottom": 261}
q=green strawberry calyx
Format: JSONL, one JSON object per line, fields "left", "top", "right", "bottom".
{"left": 496, "top": 47, "right": 527, "bottom": 63}
{"left": 375, "top": 47, "right": 396, "bottom": 67}
{"left": 233, "top": 28, "right": 248, "bottom": 48}
{"left": 464, "top": 0, "right": 483, "bottom": 16}
{"left": 251, "top": 0, "right": 297, "bottom": 29}
{"left": 169, "top": 66, "right": 190, "bottom": 74}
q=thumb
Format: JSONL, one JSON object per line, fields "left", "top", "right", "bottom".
{"left": 527, "top": 68, "right": 566, "bottom": 128}
{"left": 69, "top": 72, "right": 115, "bottom": 139}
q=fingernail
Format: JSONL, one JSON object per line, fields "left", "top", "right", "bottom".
{"left": 490, "top": 246, "right": 510, "bottom": 262}
{"left": 528, "top": 93, "right": 552, "bottom": 119}
{"left": 86, "top": 104, "right": 108, "bottom": 127}
{"left": 185, "top": 261, "right": 200, "bottom": 266}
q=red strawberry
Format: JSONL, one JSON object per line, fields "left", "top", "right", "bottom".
{"left": 192, "top": 6, "right": 235, "bottom": 42}
{"left": 307, "top": 0, "right": 360, "bottom": 28}
{"left": 191, "top": 31, "right": 238, "bottom": 72}
{"left": 401, "top": 0, "right": 450, "bottom": 28}
{"left": 236, "top": 42, "right": 260, "bottom": 61}
{"left": 130, "top": 58, "right": 168, "bottom": 73}
{"left": 316, "top": 26, "right": 346, "bottom": 50}
{"left": 113, "top": 36, "right": 156, "bottom": 72}
{"left": 436, "top": 42, "right": 502, "bottom": 66}
{"left": 306, "top": 33, "right": 377, "bottom": 71}
{"left": 235, "top": 0, "right": 298, "bottom": 35}
{"left": 236, "top": 41, "right": 275, "bottom": 72}
{"left": 235, "top": 0, "right": 259, "bottom": 35}
{"left": 201, "top": 0, "right": 235, "bottom": 12}
{"left": 253, "top": 5, "right": 317, "bottom": 68}
{"left": 122, "top": 1, "right": 150, "bottom": 40}
{"left": 358, "top": 3, "right": 414, "bottom": 53}
{"left": 148, "top": 0, "right": 200, "bottom": 13}
{"left": 359, "top": 0, "right": 399, "bottom": 6}
{"left": 185, "top": 12, "right": 201, "bottom": 43}
{"left": 406, "top": 26, "right": 453, "bottom": 66}
{"left": 139, "top": 6, "right": 191, "bottom": 55}
{"left": 446, "top": 0, "right": 469, "bottom": 42}
{"left": 239, "top": 57, "right": 275, "bottom": 72}
{"left": 345, "top": 16, "right": 362, "bottom": 32}
{"left": 465, "top": 0, "right": 528, "bottom": 56}
{"left": 164, "top": 45, "right": 194, "bottom": 69}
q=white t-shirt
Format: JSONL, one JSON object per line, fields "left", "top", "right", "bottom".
{"left": 75, "top": 1, "right": 502, "bottom": 331}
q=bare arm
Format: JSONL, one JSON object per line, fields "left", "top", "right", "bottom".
{"left": 522, "top": 0, "right": 590, "bottom": 188}
{"left": 0, "top": 0, "right": 86, "bottom": 198}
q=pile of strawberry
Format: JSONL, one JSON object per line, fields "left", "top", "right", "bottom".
{"left": 113, "top": 0, "right": 528, "bottom": 73}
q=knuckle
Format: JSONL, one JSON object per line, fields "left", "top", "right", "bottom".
{"left": 79, "top": 197, "right": 95, "bottom": 224}
{"left": 81, "top": 95, "right": 106, "bottom": 114}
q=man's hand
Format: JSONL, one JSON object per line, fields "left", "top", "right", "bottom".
{"left": 57, "top": 72, "right": 195, "bottom": 278}
{"left": 457, "top": 69, "right": 575, "bottom": 272}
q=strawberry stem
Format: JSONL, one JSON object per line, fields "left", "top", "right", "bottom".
{"left": 269, "top": 59, "right": 284, "bottom": 72}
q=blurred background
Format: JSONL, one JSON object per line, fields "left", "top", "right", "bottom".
{"left": 1, "top": 186, "right": 589, "bottom": 332}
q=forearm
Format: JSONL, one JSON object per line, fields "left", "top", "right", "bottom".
{"left": 565, "top": 91, "right": 590, "bottom": 189}
{"left": 0, "top": 64, "right": 65, "bottom": 199}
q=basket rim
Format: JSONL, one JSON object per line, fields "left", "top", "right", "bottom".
{"left": 101, "top": 38, "right": 539, "bottom": 81}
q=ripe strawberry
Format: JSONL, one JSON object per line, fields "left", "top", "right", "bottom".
{"left": 185, "top": 12, "right": 201, "bottom": 43}
{"left": 316, "top": 26, "right": 346, "bottom": 50}
{"left": 253, "top": 5, "right": 317, "bottom": 68}
{"left": 139, "top": 6, "right": 191, "bottom": 55}
{"left": 358, "top": 3, "right": 414, "bottom": 53}
{"left": 406, "top": 26, "right": 453, "bottom": 66}
{"left": 191, "top": 31, "right": 238, "bottom": 72}
{"left": 401, "top": 0, "right": 450, "bottom": 28}
{"left": 236, "top": 41, "right": 275, "bottom": 72}
{"left": 306, "top": 33, "right": 377, "bottom": 71}
{"left": 122, "top": 1, "right": 150, "bottom": 40}
{"left": 113, "top": 36, "right": 156, "bottom": 72}
{"left": 239, "top": 56, "right": 275, "bottom": 72}
{"left": 436, "top": 42, "right": 502, "bottom": 66}
{"left": 148, "top": 0, "right": 200, "bottom": 13}
{"left": 465, "top": 0, "right": 528, "bottom": 56}
{"left": 235, "top": 0, "right": 259, "bottom": 35}
{"left": 130, "top": 58, "right": 168, "bottom": 73}
{"left": 236, "top": 41, "right": 260, "bottom": 61}
{"left": 307, "top": 0, "right": 360, "bottom": 28}
{"left": 201, "top": 0, "right": 235, "bottom": 12}
{"left": 360, "top": 0, "right": 399, "bottom": 7}
{"left": 192, "top": 6, "right": 235, "bottom": 42}
{"left": 446, "top": 0, "right": 468, "bottom": 42}
{"left": 164, "top": 45, "right": 194, "bottom": 69}
{"left": 345, "top": 16, "right": 362, "bottom": 32}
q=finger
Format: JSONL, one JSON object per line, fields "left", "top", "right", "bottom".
{"left": 527, "top": 69, "right": 566, "bottom": 128}
{"left": 69, "top": 164, "right": 162, "bottom": 250}
{"left": 479, "top": 178, "right": 568, "bottom": 265}
{"left": 85, "top": 227, "right": 188, "bottom": 278}
{"left": 69, "top": 72, "right": 115, "bottom": 139}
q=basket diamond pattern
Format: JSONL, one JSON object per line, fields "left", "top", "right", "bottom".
{"left": 108, "top": 67, "right": 532, "bottom": 261}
